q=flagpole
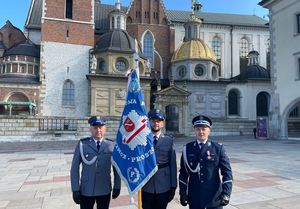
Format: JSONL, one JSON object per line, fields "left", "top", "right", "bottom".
{"left": 138, "top": 189, "right": 142, "bottom": 209}
{"left": 134, "top": 40, "right": 143, "bottom": 209}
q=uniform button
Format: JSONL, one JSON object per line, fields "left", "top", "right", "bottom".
{"left": 200, "top": 166, "right": 203, "bottom": 168}
{"left": 200, "top": 159, "right": 203, "bottom": 161}
{"left": 201, "top": 173, "right": 203, "bottom": 176}
{"left": 201, "top": 180, "right": 204, "bottom": 183}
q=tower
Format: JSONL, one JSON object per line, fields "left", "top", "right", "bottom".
{"left": 39, "top": 0, "right": 95, "bottom": 116}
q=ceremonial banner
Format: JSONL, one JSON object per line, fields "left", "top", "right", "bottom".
{"left": 112, "top": 69, "right": 157, "bottom": 194}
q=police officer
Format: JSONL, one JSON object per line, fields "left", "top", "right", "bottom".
{"left": 179, "top": 115, "right": 233, "bottom": 209}
{"left": 142, "top": 109, "right": 177, "bottom": 209}
{"left": 70, "top": 116, "right": 121, "bottom": 209}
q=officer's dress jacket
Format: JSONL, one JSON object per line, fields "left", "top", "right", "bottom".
{"left": 71, "top": 137, "right": 121, "bottom": 196}
{"left": 179, "top": 139, "right": 233, "bottom": 208}
{"left": 142, "top": 134, "right": 177, "bottom": 194}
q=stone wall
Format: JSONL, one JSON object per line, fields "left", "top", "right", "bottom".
{"left": 0, "top": 116, "right": 121, "bottom": 142}
{"left": 0, "top": 116, "right": 255, "bottom": 142}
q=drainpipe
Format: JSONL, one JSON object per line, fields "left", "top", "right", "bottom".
{"left": 230, "top": 25, "right": 233, "bottom": 78}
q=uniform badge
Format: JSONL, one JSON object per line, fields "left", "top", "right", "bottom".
{"left": 207, "top": 150, "right": 211, "bottom": 160}
{"left": 85, "top": 154, "right": 89, "bottom": 158}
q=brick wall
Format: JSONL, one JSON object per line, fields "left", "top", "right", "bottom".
{"left": 0, "top": 21, "right": 26, "bottom": 49}
{"left": 42, "top": 0, "right": 94, "bottom": 46}
{"left": 0, "top": 86, "right": 39, "bottom": 102}
{"left": 126, "top": 0, "right": 175, "bottom": 79}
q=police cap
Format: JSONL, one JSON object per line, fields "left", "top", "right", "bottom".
{"left": 88, "top": 116, "right": 106, "bottom": 126}
{"left": 148, "top": 109, "right": 165, "bottom": 120}
{"left": 192, "top": 115, "right": 212, "bottom": 128}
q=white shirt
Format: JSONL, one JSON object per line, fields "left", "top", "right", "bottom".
{"left": 93, "top": 138, "right": 103, "bottom": 146}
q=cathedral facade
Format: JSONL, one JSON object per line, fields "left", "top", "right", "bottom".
{"left": 1, "top": 0, "right": 277, "bottom": 137}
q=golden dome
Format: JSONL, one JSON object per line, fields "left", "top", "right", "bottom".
{"left": 172, "top": 40, "right": 217, "bottom": 63}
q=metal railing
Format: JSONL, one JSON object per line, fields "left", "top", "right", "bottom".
{"left": 39, "top": 118, "right": 78, "bottom": 131}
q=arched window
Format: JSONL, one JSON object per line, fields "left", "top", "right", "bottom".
{"left": 212, "top": 67, "right": 218, "bottom": 80}
{"left": 212, "top": 36, "right": 221, "bottom": 61}
{"left": 111, "top": 17, "right": 115, "bottom": 28}
{"left": 97, "top": 59, "right": 105, "bottom": 73}
{"left": 188, "top": 26, "right": 192, "bottom": 39}
{"left": 143, "top": 31, "right": 154, "bottom": 67}
{"left": 62, "top": 80, "right": 75, "bottom": 106}
{"left": 240, "top": 38, "right": 249, "bottom": 72}
{"left": 256, "top": 92, "right": 269, "bottom": 116}
{"left": 228, "top": 90, "right": 239, "bottom": 115}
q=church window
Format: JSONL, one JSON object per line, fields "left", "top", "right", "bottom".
{"left": 193, "top": 25, "right": 197, "bottom": 39}
{"left": 178, "top": 66, "right": 187, "bottom": 78}
{"left": 97, "top": 60, "right": 105, "bottom": 73}
{"left": 297, "top": 14, "right": 300, "bottom": 33}
{"left": 136, "top": 11, "right": 141, "bottom": 18}
{"left": 115, "top": 58, "right": 128, "bottom": 71}
{"left": 194, "top": 64, "right": 205, "bottom": 77}
{"left": 239, "top": 38, "right": 249, "bottom": 72}
{"left": 188, "top": 26, "right": 192, "bottom": 39}
{"left": 212, "top": 67, "right": 218, "bottom": 79}
{"left": 65, "top": 0, "right": 73, "bottom": 19}
{"left": 212, "top": 37, "right": 221, "bottom": 61}
{"left": 111, "top": 17, "right": 115, "bottom": 28}
{"left": 62, "top": 80, "right": 75, "bottom": 106}
{"left": 143, "top": 31, "right": 154, "bottom": 67}
{"left": 228, "top": 90, "right": 239, "bottom": 115}
{"left": 256, "top": 92, "right": 269, "bottom": 117}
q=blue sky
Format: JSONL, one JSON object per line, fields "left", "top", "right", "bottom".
{"left": 0, "top": 0, "right": 268, "bottom": 30}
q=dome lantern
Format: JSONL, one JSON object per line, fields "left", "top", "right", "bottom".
{"left": 184, "top": 0, "right": 203, "bottom": 41}
{"left": 109, "top": 0, "right": 126, "bottom": 30}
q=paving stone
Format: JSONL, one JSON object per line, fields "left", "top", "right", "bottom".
{"left": 0, "top": 136, "right": 299, "bottom": 209}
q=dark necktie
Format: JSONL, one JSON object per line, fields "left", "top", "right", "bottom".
{"left": 199, "top": 142, "right": 204, "bottom": 150}
{"left": 153, "top": 136, "right": 158, "bottom": 146}
{"left": 97, "top": 141, "right": 100, "bottom": 151}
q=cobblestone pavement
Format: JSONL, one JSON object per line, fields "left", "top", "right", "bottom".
{"left": 0, "top": 136, "right": 300, "bottom": 209}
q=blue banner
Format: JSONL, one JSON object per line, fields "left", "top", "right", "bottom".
{"left": 112, "top": 69, "right": 157, "bottom": 195}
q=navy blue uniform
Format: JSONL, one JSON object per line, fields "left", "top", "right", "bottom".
{"left": 179, "top": 140, "right": 233, "bottom": 209}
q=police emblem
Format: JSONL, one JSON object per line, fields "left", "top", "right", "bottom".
{"left": 127, "top": 167, "right": 140, "bottom": 183}
{"left": 120, "top": 110, "right": 151, "bottom": 150}
{"left": 129, "top": 78, "right": 140, "bottom": 93}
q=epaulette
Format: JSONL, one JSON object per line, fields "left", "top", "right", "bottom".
{"left": 80, "top": 137, "right": 90, "bottom": 141}
{"left": 163, "top": 134, "right": 174, "bottom": 140}
{"left": 105, "top": 138, "right": 114, "bottom": 142}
